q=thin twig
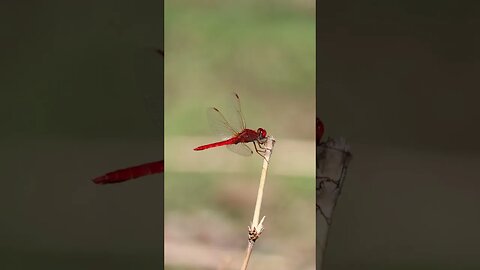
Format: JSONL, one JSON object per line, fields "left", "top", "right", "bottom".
{"left": 240, "top": 136, "right": 275, "bottom": 270}
{"left": 316, "top": 137, "right": 352, "bottom": 269}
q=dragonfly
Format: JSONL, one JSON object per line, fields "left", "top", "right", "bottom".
{"left": 92, "top": 48, "right": 164, "bottom": 185}
{"left": 194, "top": 93, "right": 268, "bottom": 159}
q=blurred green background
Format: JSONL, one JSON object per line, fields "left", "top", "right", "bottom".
{"left": 164, "top": 1, "right": 315, "bottom": 269}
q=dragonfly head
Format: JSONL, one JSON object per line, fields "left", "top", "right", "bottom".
{"left": 257, "top": 128, "right": 267, "bottom": 139}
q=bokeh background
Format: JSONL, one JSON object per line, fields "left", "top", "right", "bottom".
{"left": 318, "top": 1, "right": 480, "bottom": 269}
{"left": 164, "top": 1, "right": 315, "bottom": 269}
{"left": 0, "top": 1, "right": 163, "bottom": 269}
{"left": 4, "top": 1, "right": 475, "bottom": 270}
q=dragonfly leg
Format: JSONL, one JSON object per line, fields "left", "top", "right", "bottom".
{"left": 257, "top": 142, "right": 267, "bottom": 150}
{"left": 253, "top": 141, "right": 268, "bottom": 163}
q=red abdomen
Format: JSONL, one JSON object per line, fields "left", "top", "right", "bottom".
{"left": 194, "top": 137, "right": 237, "bottom": 151}
{"left": 92, "top": 160, "right": 164, "bottom": 184}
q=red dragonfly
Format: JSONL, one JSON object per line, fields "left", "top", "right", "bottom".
{"left": 194, "top": 93, "right": 268, "bottom": 158}
{"left": 92, "top": 49, "right": 164, "bottom": 185}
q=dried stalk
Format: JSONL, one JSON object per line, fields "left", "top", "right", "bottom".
{"left": 240, "top": 136, "right": 276, "bottom": 270}
{"left": 316, "top": 137, "right": 352, "bottom": 269}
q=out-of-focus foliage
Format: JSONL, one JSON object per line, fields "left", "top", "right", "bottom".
{"left": 165, "top": 0, "right": 315, "bottom": 139}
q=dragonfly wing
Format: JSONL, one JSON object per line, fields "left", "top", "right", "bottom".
{"left": 229, "top": 92, "right": 247, "bottom": 131}
{"left": 227, "top": 143, "right": 254, "bottom": 156}
{"left": 207, "top": 107, "right": 240, "bottom": 140}
{"left": 136, "top": 48, "right": 163, "bottom": 129}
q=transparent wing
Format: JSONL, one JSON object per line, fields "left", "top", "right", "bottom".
{"left": 228, "top": 92, "right": 247, "bottom": 132}
{"left": 227, "top": 143, "right": 253, "bottom": 156}
{"left": 135, "top": 47, "right": 163, "bottom": 129}
{"left": 207, "top": 107, "right": 240, "bottom": 140}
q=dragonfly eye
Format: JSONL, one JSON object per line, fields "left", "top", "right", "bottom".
{"left": 257, "top": 128, "right": 267, "bottom": 138}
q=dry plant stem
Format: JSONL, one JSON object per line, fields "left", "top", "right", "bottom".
{"left": 316, "top": 138, "right": 352, "bottom": 269}
{"left": 240, "top": 136, "right": 276, "bottom": 270}
{"left": 240, "top": 242, "right": 254, "bottom": 270}
{"left": 317, "top": 213, "right": 330, "bottom": 269}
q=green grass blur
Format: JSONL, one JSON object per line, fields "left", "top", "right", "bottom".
{"left": 165, "top": 0, "right": 315, "bottom": 138}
